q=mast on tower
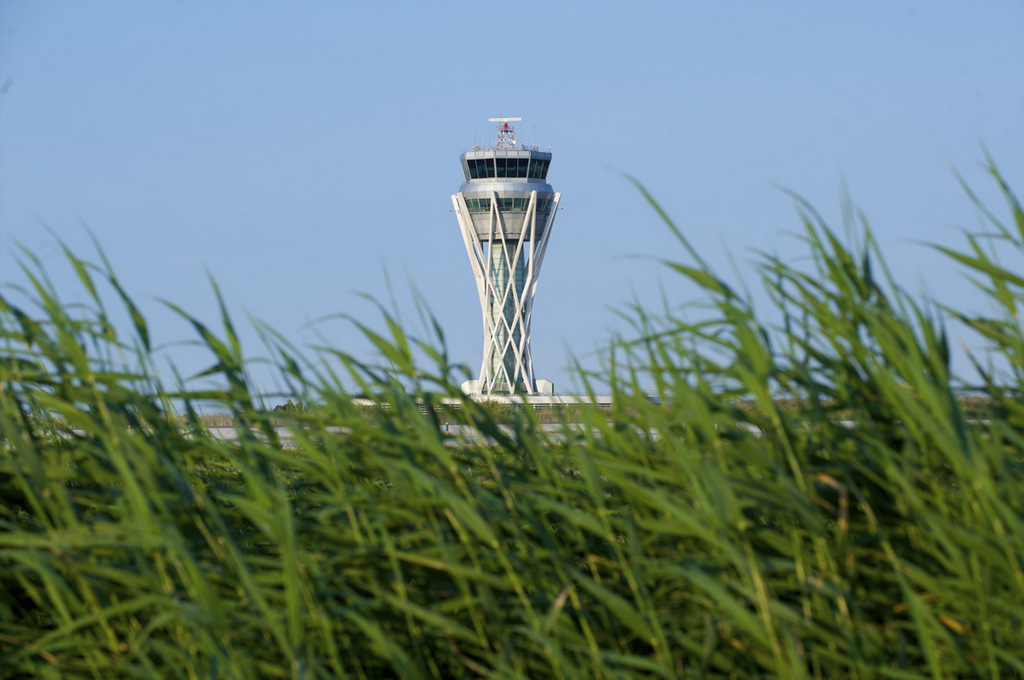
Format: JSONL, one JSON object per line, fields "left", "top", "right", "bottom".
{"left": 490, "top": 116, "right": 521, "bottom": 150}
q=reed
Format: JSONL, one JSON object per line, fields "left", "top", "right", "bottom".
{"left": 1, "top": 165, "right": 1021, "bottom": 678}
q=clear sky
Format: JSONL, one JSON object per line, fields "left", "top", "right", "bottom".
{"left": 1, "top": 1, "right": 1022, "bottom": 398}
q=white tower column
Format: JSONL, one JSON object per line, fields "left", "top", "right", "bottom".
{"left": 452, "top": 190, "right": 560, "bottom": 394}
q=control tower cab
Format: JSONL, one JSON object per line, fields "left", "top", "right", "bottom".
{"left": 452, "top": 118, "right": 561, "bottom": 396}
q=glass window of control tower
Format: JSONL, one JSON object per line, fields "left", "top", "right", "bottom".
{"left": 467, "top": 157, "right": 506, "bottom": 179}
{"left": 468, "top": 158, "right": 488, "bottom": 179}
{"left": 499, "top": 158, "right": 517, "bottom": 178}
{"left": 466, "top": 198, "right": 492, "bottom": 213}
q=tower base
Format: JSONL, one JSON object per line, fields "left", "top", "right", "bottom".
{"left": 461, "top": 379, "right": 554, "bottom": 397}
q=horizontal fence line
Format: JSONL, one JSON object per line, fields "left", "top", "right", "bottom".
{"left": 52, "top": 420, "right": 879, "bottom": 448}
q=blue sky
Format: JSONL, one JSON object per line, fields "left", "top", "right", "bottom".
{"left": 1, "top": 1, "right": 1022, "bottom": 397}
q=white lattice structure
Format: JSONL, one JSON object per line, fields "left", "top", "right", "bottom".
{"left": 452, "top": 118, "right": 560, "bottom": 395}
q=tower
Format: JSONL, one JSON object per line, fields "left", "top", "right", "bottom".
{"left": 452, "top": 117, "right": 560, "bottom": 396}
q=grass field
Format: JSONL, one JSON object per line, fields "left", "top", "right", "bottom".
{"left": 2, "top": 167, "right": 1022, "bottom": 678}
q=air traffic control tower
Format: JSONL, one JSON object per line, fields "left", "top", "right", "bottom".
{"left": 452, "top": 118, "right": 561, "bottom": 396}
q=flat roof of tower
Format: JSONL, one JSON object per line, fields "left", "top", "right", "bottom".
{"left": 469, "top": 116, "right": 549, "bottom": 153}
{"left": 461, "top": 148, "right": 551, "bottom": 158}
{"left": 466, "top": 142, "right": 547, "bottom": 153}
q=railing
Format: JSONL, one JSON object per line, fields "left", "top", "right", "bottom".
{"left": 468, "top": 144, "right": 542, "bottom": 153}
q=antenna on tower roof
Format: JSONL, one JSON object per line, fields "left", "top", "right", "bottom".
{"left": 489, "top": 116, "right": 521, "bottom": 150}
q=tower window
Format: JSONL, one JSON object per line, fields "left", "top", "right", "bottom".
{"left": 465, "top": 197, "right": 491, "bottom": 213}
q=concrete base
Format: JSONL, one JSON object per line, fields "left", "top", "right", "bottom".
{"left": 461, "top": 377, "right": 556, "bottom": 398}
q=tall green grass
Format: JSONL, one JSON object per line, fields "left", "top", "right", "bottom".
{"left": 2, "top": 166, "right": 1022, "bottom": 678}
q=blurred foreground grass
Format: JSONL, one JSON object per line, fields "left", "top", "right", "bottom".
{"left": 2, "top": 167, "right": 1022, "bottom": 678}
